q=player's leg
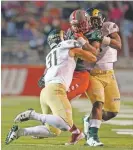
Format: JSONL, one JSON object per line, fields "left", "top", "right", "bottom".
{"left": 6, "top": 88, "right": 62, "bottom": 144}
{"left": 102, "top": 111, "right": 118, "bottom": 121}
{"left": 14, "top": 84, "right": 76, "bottom": 132}
{"left": 22, "top": 85, "right": 72, "bottom": 131}
{"left": 28, "top": 94, "right": 61, "bottom": 139}
{"left": 40, "top": 91, "right": 61, "bottom": 136}
{"left": 5, "top": 124, "right": 54, "bottom": 145}
{"left": 103, "top": 71, "right": 120, "bottom": 121}
{"left": 43, "top": 83, "right": 84, "bottom": 145}
{"left": 84, "top": 75, "right": 104, "bottom": 146}
{"left": 66, "top": 71, "right": 90, "bottom": 144}
{"left": 14, "top": 86, "right": 72, "bottom": 131}
{"left": 67, "top": 71, "right": 89, "bottom": 101}
{"left": 13, "top": 84, "right": 84, "bottom": 144}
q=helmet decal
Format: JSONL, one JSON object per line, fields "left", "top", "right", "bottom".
{"left": 92, "top": 9, "right": 100, "bottom": 17}
{"left": 86, "top": 8, "right": 105, "bottom": 29}
{"left": 47, "top": 29, "right": 65, "bottom": 49}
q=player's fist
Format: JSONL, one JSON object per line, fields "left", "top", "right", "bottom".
{"left": 74, "top": 32, "right": 84, "bottom": 39}
{"left": 38, "top": 74, "right": 45, "bottom": 88}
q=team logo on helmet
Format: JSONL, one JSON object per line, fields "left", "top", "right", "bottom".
{"left": 86, "top": 8, "right": 105, "bottom": 29}
{"left": 47, "top": 29, "right": 66, "bottom": 49}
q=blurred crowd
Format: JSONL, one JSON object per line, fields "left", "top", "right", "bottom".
{"left": 1, "top": 1, "right": 133, "bottom": 64}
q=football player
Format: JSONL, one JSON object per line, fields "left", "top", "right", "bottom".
{"left": 5, "top": 29, "right": 97, "bottom": 145}
{"left": 83, "top": 8, "right": 121, "bottom": 146}
{"left": 37, "top": 8, "right": 121, "bottom": 147}
{"left": 38, "top": 9, "right": 100, "bottom": 102}
{"left": 37, "top": 9, "right": 102, "bottom": 145}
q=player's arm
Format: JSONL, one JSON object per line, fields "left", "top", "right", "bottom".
{"left": 109, "top": 32, "right": 122, "bottom": 50}
{"left": 102, "top": 23, "right": 122, "bottom": 50}
{"left": 69, "top": 48, "right": 97, "bottom": 62}
{"left": 102, "top": 32, "right": 121, "bottom": 50}
{"left": 82, "top": 30, "right": 102, "bottom": 56}
{"left": 38, "top": 74, "right": 45, "bottom": 88}
{"left": 38, "top": 68, "right": 47, "bottom": 88}
{"left": 73, "top": 32, "right": 100, "bottom": 56}
{"left": 83, "top": 41, "right": 100, "bottom": 56}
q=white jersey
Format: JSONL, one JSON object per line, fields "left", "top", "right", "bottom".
{"left": 85, "top": 22, "right": 119, "bottom": 71}
{"left": 44, "top": 40, "right": 80, "bottom": 91}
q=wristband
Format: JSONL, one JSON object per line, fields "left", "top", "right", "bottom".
{"left": 102, "top": 36, "right": 111, "bottom": 45}
{"left": 77, "top": 37, "right": 87, "bottom": 46}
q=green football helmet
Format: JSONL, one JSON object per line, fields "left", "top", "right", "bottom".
{"left": 47, "top": 29, "right": 67, "bottom": 49}
{"left": 86, "top": 8, "right": 105, "bottom": 29}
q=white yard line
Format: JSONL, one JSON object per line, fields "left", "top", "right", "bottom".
{"left": 112, "top": 129, "right": 133, "bottom": 136}
{"left": 71, "top": 99, "right": 133, "bottom": 125}
{"left": 117, "top": 114, "right": 133, "bottom": 118}
{"left": 104, "top": 120, "right": 133, "bottom": 125}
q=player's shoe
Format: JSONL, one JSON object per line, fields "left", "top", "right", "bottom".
{"left": 65, "top": 131, "right": 85, "bottom": 145}
{"left": 83, "top": 115, "right": 90, "bottom": 139}
{"left": 86, "top": 136, "right": 104, "bottom": 147}
{"left": 14, "top": 108, "right": 35, "bottom": 123}
{"left": 5, "top": 125, "right": 19, "bottom": 145}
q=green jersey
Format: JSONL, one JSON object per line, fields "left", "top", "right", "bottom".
{"left": 66, "top": 29, "right": 103, "bottom": 71}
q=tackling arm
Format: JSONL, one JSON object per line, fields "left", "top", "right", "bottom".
{"left": 69, "top": 48, "right": 97, "bottom": 62}
{"left": 83, "top": 41, "right": 101, "bottom": 56}
{"left": 109, "top": 32, "right": 122, "bottom": 50}
{"left": 73, "top": 32, "right": 100, "bottom": 56}
{"left": 82, "top": 29, "right": 102, "bottom": 56}
{"left": 102, "top": 32, "right": 122, "bottom": 50}
{"left": 102, "top": 22, "right": 122, "bottom": 50}
{"left": 82, "top": 41, "right": 100, "bottom": 56}
{"left": 38, "top": 68, "right": 47, "bottom": 88}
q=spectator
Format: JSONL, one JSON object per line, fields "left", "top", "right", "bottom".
{"left": 6, "top": 18, "right": 16, "bottom": 37}
{"left": 16, "top": 15, "right": 26, "bottom": 34}
{"left": 108, "top": 2, "right": 123, "bottom": 25}
{"left": 1, "top": 18, "right": 7, "bottom": 37}
{"left": 1, "top": 1, "right": 133, "bottom": 64}
{"left": 122, "top": 2, "right": 133, "bottom": 37}
{"left": 18, "top": 23, "right": 33, "bottom": 41}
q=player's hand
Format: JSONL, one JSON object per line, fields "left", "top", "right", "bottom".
{"left": 38, "top": 74, "right": 45, "bottom": 88}
{"left": 74, "top": 32, "right": 84, "bottom": 39}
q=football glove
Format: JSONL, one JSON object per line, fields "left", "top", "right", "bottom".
{"left": 38, "top": 74, "right": 45, "bottom": 88}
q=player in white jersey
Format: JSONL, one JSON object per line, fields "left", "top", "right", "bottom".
{"left": 82, "top": 8, "right": 122, "bottom": 146}
{"left": 5, "top": 29, "right": 97, "bottom": 145}
{"left": 37, "top": 9, "right": 102, "bottom": 145}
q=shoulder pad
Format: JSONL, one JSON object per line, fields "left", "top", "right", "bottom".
{"left": 102, "top": 22, "right": 119, "bottom": 36}
{"left": 60, "top": 40, "right": 81, "bottom": 49}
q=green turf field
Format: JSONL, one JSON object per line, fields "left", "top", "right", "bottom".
{"left": 1, "top": 96, "right": 133, "bottom": 150}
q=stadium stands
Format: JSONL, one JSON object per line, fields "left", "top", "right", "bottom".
{"left": 1, "top": 1, "right": 133, "bottom": 65}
